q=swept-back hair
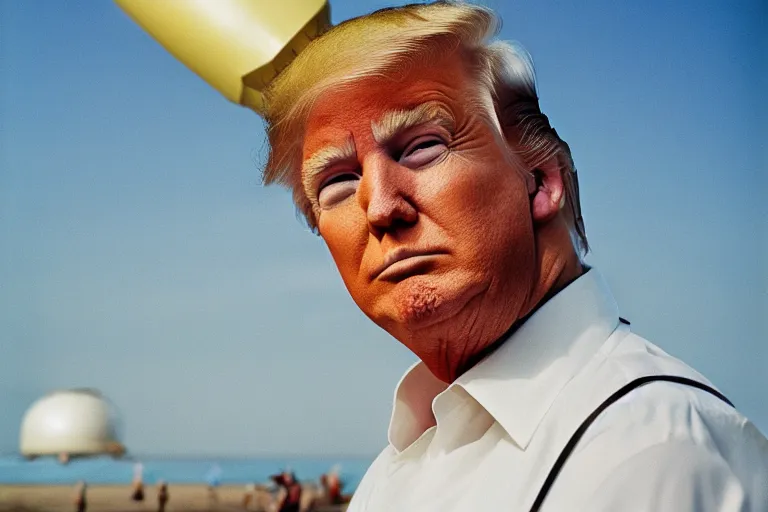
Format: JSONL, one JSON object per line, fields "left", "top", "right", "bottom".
{"left": 262, "top": 1, "right": 588, "bottom": 255}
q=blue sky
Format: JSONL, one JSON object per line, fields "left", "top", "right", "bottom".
{"left": 1, "top": 0, "right": 765, "bottom": 457}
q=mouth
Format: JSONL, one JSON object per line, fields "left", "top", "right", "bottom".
{"left": 372, "top": 248, "right": 448, "bottom": 282}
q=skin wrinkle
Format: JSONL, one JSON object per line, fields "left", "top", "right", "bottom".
{"left": 371, "top": 103, "right": 455, "bottom": 145}
{"left": 450, "top": 293, "right": 480, "bottom": 377}
{"left": 303, "top": 47, "right": 583, "bottom": 383}
{"left": 437, "top": 253, "right": 516, "bottom": 373}
{"left": 303, "top": 104, "right": 455, "bottom": 213}
{"left": 302, "top": 137, "right": 356, "bottom": 207}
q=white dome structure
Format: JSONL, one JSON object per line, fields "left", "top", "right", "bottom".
{"left": 20, "top": 389, "right": 125, "bottom": 462}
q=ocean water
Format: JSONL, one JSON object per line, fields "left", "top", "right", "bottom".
{"left": 0, "top": 455, "right": 372, "bottom": 491}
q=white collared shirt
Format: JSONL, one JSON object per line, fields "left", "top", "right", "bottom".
{"left": 348, "top": 270, "right": 768, "bottom": 511}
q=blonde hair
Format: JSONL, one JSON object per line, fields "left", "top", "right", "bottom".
{"left": 262, "top": 1, "right": 588, "bottom": 255}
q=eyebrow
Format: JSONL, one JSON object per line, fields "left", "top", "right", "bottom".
{"left": 301, "top": 136, "right": 357, "bottom": 204}
{"left": 371, "top": 102, "right": 455, "bottom": 145}
{"left": 300, "top": 102, "right": 455, "bottom": 204}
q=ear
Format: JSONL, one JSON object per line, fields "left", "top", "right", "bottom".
{"left": 528, "top": 155, "right": 565, "bottom": 224}
{"left": 494, "top": 89, "right": 564, "bottom": 224}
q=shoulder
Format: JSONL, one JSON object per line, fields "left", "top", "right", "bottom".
{"left": 556, "top": 337, "right": 768, "bottom": 510}
{"left": 580, "top": 373, "right": 751, "bottom": 452}
{"left": 589, "top": 331, "right": 768, "bottom": 474}
{"left": 579, "top": 438, "right": 768, "bottom": 511}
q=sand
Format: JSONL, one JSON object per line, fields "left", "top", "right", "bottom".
{"left": 0, "top": 485, "right": 350, "bottom": 512}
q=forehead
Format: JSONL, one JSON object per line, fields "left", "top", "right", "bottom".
{"left": 302, "top": 54, "right": 472, "bottom": 158}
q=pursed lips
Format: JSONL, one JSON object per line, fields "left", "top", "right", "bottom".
{"left": 371, "top": 247, "right": 448, "bottom": 281}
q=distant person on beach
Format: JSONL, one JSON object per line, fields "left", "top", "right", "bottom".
{"left": 271, "top": 471, "right": 302, "bottom": 512}
{"left": 157, "top": 480, "right": 169, "bottom": 512}
{"left": 131, "top": 462, "right": 145, "bottom": 501}
{"left": 73, "top": 481, "right": 87, "bottom": 512}
{"left": 206, "top": 463, "right": 223, "bottom": 505}
{"left": 320, "top": 467, "right": 348, "bottom": 505}
{"left": 242, "top": 482, "right": 256, "bottom": 509}
{"left": 251, "top": 3, "right": 768, "bottom": 511}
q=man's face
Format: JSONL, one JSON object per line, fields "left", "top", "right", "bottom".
{"left": 301, "top": 51, "right": 538, "bottom": 363}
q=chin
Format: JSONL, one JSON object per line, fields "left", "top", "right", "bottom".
{"left": 385, "top": 273, "right": 485, "bottom": 331}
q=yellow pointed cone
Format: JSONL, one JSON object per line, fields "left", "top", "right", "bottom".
{"left": 114, "top": 0, "right": 331, "bottom": 115}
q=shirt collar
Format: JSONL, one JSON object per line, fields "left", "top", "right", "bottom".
{"left": 387, "top": 269, "right": 620, "bottom": 452}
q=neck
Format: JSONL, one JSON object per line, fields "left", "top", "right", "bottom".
{"left": 456, "top": 256, "right": 587, "bottom": 379}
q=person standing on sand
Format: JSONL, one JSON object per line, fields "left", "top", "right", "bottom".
{"left": 131, "top": 461, "right": 145, "bottom": 502}
{"left": 272, "top": 471, "right": 302, "bottom": 512}
{"left": 242, "top": 482, "right": 256, "bottom": 509}
{"left": 320, "top": 467, "right": 348, "bottom": 505}
{"left": 206, "top": 463, "right": 223, "bottom": 505}
{"left": 73, "top": 481, "right": 86, "bottom": 512}
{"left": 157, "top": 480, "right": 169, "bottom": 512}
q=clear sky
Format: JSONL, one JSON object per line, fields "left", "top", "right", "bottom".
{"left": 1, "top": 0, "right": 765, "bottom": 457}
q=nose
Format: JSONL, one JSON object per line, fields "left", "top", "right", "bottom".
{"left": 357, "top": 154, "right": 418, "bottom": 238}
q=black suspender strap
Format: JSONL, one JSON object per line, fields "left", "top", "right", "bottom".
{"left": 529, "top": 375, "right": 734, "bottom": 512}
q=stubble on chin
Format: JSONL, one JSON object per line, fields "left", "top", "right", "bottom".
{"left": 396, "top": 279, "right": 444, "bottom": 325}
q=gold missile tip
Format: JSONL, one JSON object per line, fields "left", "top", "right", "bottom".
{"left": 114, "top": 0, "right": 332, "bottom": 115}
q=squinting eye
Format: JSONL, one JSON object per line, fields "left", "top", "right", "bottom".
{"left": 399, "top": 136, "right": 448, "bottom": 168}
{"left": 317, "top": 173, "right": 360, "bottom": 209}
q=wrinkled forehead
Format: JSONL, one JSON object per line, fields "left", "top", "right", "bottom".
{"left": 301, "top": 53, "right": 473, "bottom": 159}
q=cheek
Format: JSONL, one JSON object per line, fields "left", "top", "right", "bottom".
{"left": 318, "top": 208, "right": 368, "bottom": 282}
{"left": 431, "top": 155, "right": 530, "bottom": 233}
{"left": 423, "top": 154, "right": 535, "bottom": 276}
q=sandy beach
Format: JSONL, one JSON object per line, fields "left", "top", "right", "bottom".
{"left": 0, "top": 485, "right": 349, "bottom": 512}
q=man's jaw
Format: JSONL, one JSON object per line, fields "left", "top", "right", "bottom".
{"left": 383, "top": 277, "right": 516, "bottom": 383}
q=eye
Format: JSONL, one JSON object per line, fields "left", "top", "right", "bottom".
{"left": 317, "top": 172, "right": 360, "bottom": 209}
{"left": 399, "top": 136, "right": 448, "bottom": 168}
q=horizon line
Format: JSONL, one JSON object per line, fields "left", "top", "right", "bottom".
{"left": 0, "top": 451, "right": 377, "bottom": 461}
